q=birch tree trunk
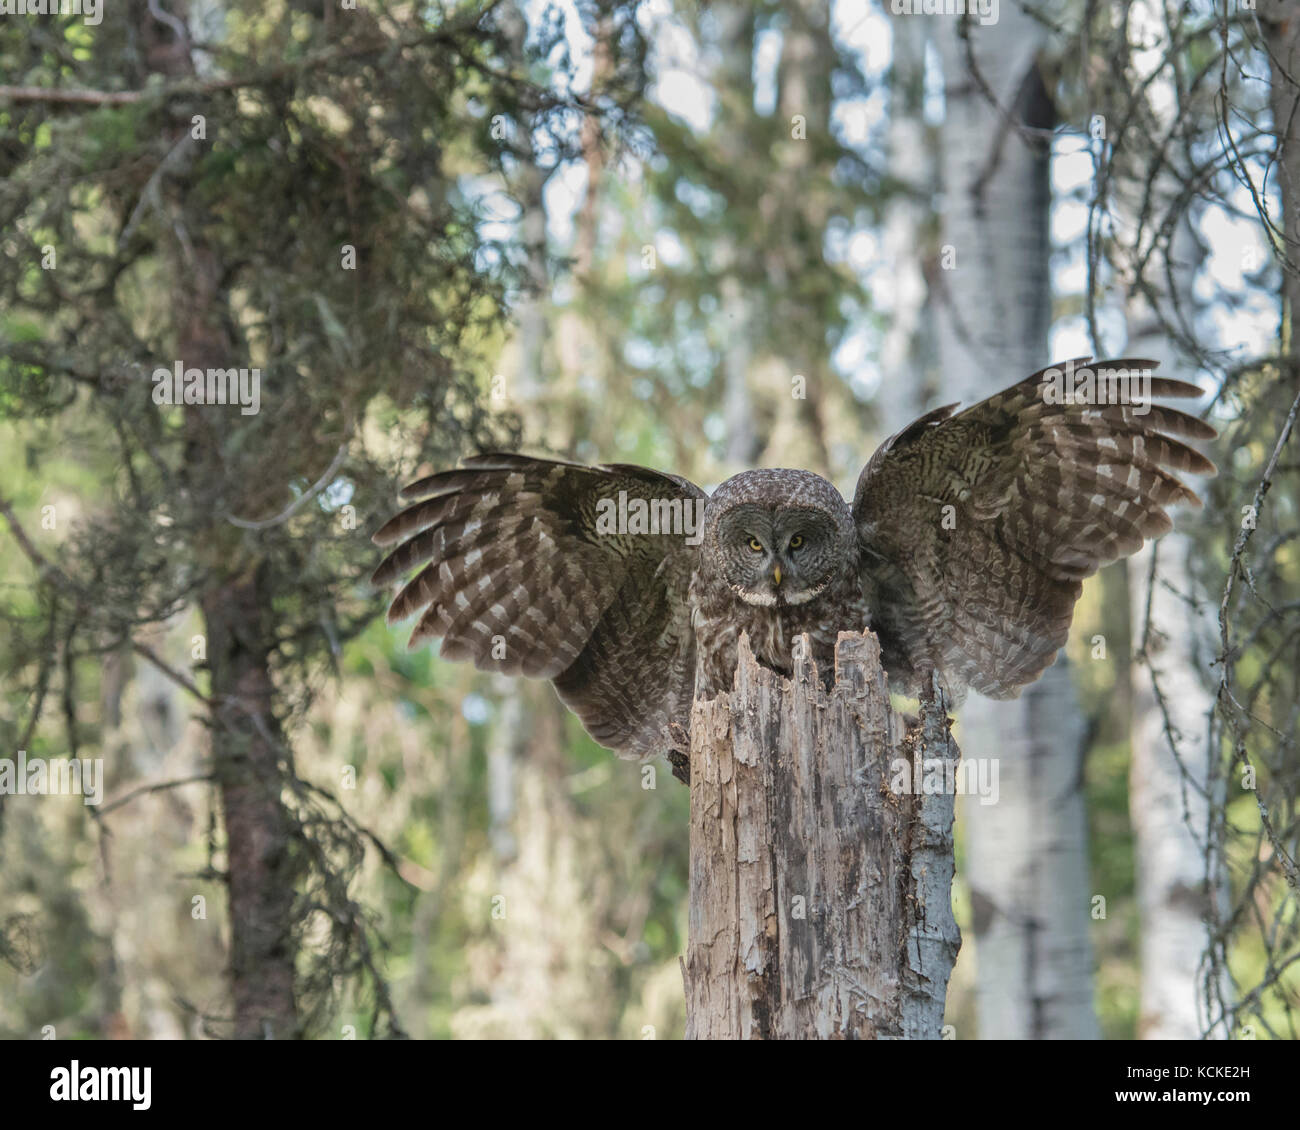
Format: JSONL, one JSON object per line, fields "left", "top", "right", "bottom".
{"left": 683, "top": 632, "right": 960, "bottom": 1039}
{"left": 1127, "top": 535, "right": 1217, "bottom": 1038}
{"left": 879, "top": 14, "right": 937, "bottom": 437}
{"left": 935, "top": 4, "right": 1100, "bottom": 1039}
{"left": 1116, "top": 4, "right": 1220, "bottom": 1035}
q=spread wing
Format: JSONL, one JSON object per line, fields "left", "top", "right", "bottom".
{"left": 371, "top": 454, "right": 705, "bottom": 759}
{"left": 853, "top": 358, "right": 1217, "bottom": 699}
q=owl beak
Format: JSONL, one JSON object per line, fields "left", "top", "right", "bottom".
{"left": 772, "top": 564, "right": 782, "bottom": 587}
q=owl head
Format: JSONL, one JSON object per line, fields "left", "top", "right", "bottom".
{"left": 702, "top": 469, "right": 857, "bottom": 607}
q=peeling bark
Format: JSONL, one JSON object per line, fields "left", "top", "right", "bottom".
{"left": 684, "top": 631, "right": 959, "bottom": 1039}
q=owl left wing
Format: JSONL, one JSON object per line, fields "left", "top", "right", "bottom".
{"left": 853, "top": 358, "right": 1217, "bottom": 699}
{"left": 371, "top": 454, "right": 706, "bottom": 760}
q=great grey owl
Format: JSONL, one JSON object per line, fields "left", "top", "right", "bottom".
{"left": 372, "top": 358, "right": 1215, "bottom": 771}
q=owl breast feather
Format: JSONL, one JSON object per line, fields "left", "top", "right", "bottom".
{"left": 689, "top": 567, "right": 869, "bottom": 698}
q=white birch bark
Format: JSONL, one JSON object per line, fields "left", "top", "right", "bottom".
{"left": 935, "top": 3, "right": 1100, "bottom": 1039}
{"left": 1127, "top": 534, "right": 1217, "bottom": 1038}
{"left": 879, "top": 14, "right": 935, "bottom": 435}
{"left": 1118, "top": 5, "right": 1219, "bottom": 1035}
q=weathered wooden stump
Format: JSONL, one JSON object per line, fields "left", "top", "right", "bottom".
{"left": 683, "top": 630, "right": 961, "bottom": 1039}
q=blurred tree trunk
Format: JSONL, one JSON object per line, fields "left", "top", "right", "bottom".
{"left": 935, "top": 8, "right": 1100, "bottom": 1039}
{"left": 200, "top": 573, "right": 300, "bottom": 1039}
{"left": 1127, "top": 534, "right": 1217, "bottom": 1038}
{"left": 149, "top": 11, "right": 302, "bottom": 1038}
{"left": 177, "top": 240, "right": 300, "bottom": 1040}
{"left": 769, "top": 0, "right": 833, "bottom": 474}
{"left": 484, "top": 0, "right": 547, "bottom": 865}
{"left": 553, "top": 7, "right": 612, "bottom": 456}
{"left": 454, "top": 1, "right": 624, "bottom": 1040}
{"left": 1117, "top": 53, "right": 1219, "bottom": 1039}
{"left": 879, "top": 14, "right": 937, "bottom": 436}
{"left": 684, "top": 633, "right": 958, "bottom": 1039}
{"left": 713, "top": 2, "right": 761, "bottom": 469}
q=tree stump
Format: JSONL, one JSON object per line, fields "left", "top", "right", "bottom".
{"left": 683, "top": 630, "right": 960, "bottom": 1039}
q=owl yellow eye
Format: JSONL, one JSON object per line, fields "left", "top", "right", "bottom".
{"left": 749, "top": 538, "right": 764, "bottom": 553}
{"left": 789, "top": 534, "right": 804, "bottom": 550}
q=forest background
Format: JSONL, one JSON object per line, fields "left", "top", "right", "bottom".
{"left": 1, "top": 0, "right": 1297, "bottom": 1040}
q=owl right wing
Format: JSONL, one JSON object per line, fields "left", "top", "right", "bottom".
{"left": 371, "top": 454, "right": 705, "bottom": 760}
{"left": 852, "top": 358, "right": 1216, "bottom": 699}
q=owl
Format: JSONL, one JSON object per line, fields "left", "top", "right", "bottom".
{"left": 371, "top": 358, "right": 1215, "bottom": 773}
